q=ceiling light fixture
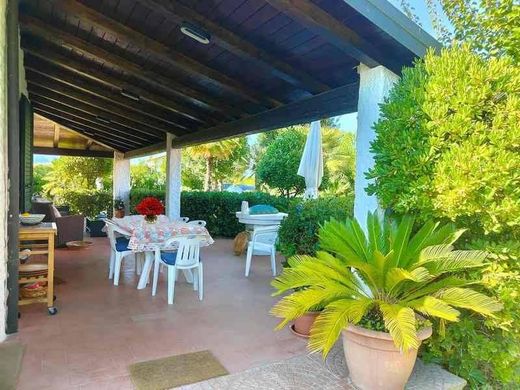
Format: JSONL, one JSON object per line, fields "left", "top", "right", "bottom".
{"left": 96, "top": 115, "right": 111, "bottom": 124}
{"left": 120, "top": 89, "right": 140, "bottom": 101}
{"left": 180, "top": 22, "right": 210, "bottom": 45}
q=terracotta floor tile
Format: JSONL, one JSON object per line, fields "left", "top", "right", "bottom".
{"left": 16, "top": 238, "right": 306, "bottom": 389}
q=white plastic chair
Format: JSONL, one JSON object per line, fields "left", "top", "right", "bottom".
{"left": 178, "top": 217, "right": 190, "bottom": 223}
{"left": 105, "top": 220, "right": 142, "bottom": 286}
{"left": 187, "top": 220, "right": 206, "bottom": 227}
{"left": 152, "top": 236, "right": 203, "bottom": 304}
{"left": 245, "top": 225, "right": 280, "bottom": 277}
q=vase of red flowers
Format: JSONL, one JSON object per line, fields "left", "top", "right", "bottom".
{"left": 135, "top": 197, "right": 164, "bottom": 224}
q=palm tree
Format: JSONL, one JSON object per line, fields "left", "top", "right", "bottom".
{"left": 271, "top": 214, "right": 502, "bottom": 356}
{"left": 189, "top": 138, "right": 243, "bottom": 191}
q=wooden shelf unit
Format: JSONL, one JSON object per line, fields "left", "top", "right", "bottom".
{"left": 18, "top": 223, "right": 57, "bottom": 312}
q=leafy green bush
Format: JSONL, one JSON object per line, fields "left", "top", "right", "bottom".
{"left": 277, "top": 196, "right": 353, "bottom": 259}
{"left": 130, "top": 189, "right": 290, "bottom": 237}
{"left": 368, "top": 46, "right": 520, "bottom": 387}
{"left": 57, "top": 190, "right": 112, "bottom": 218}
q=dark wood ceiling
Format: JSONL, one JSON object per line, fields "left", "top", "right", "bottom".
{"left": 19, "top": 0, "right": 440, "bottom": 154}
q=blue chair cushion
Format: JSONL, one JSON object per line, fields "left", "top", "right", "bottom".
{"left": 160, "top": 251, "right": 178, "bottom": 265}
{"left": 249, "top": 204, "right": 279, "bottom": 215}
{"left": 115, "top": 237, "right": 130, "bottom": 252}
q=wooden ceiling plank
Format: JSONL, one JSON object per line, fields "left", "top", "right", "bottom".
{"left": 47, "top": 0, "right": 281, "bottom": 108}
{"left": 265, "top": 0, "right": 384, "bottom": 69}
{"left": 25, "top": 57, "right": 195, "bottom": 131}
{"left": 28, "top": 85, "right": 167, "bottom": 141}
{"left": 20, "top": 15, "right": 244, "bottom": 119}
{"left": 172, "top": 82, "right": 359, "bottom": 148}
{"left": 27, "top": 74, "right": 180, "bottom": 135}
{"left": 32, "top": 101, "right": 151, "bottom": 146}
{"left": 22, "top": 41, "right": 217, "bottom": 125}
{"left": 139, "top": 0, "right": 330, "bottom": 94}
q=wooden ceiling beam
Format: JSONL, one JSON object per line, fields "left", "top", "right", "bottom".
{"left": 33, "top": 108, "right": 133, "bottom": 152}
{"left": 19, "top": 15, "right": 243, "bottom": 119}
{"left": 172, "top": 82, "right": 359, "bottom": 148}
{"left": 139, "top": 0, "right": 330, "bottom": 95}
{"left": 28, "top": 85, "right": 167, "bottom": 142}
{"left": 25, "top": 56, "right": 195, "bottom": 131}
{"left": 265, "top": 0, "right": 389, "bottom": 70}
{"left": 34, "top": 146, "right": 114, "bottom": 158}
{"left": 85, "top": 139, "right": 93, "bottom": 150}
{"left": 27, "top": 77, "right": 174, "bottom": 137}
{"left": 31, "top": 99, "right": 154, "bottom": 145}
{"left": 45, "top": 0, "right": 281, "bottom": 108}
{"left": 22, "top": 41, "right": 216, "bottom": 125}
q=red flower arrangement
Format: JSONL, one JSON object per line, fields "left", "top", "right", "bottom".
{"left": 135, "top": 197, "right": 164, "bottom": 223}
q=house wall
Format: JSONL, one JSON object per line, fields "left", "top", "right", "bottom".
{"left": 0, "top": 0, "right": 9, "bottom": 341}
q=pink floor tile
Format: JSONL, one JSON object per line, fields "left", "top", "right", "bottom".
{"left": 12, "top": 237, "right": 307, "bottom": 389}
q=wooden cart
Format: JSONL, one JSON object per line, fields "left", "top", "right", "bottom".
{"left": 18, "top": 222, "right": 58, "bottom": 315}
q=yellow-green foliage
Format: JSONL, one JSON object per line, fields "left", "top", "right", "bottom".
{"left": 369, "top": 46, "right": 520, "bottom": 388}
{"left": 368, "top": 45, "right": 520, "bottom": 235}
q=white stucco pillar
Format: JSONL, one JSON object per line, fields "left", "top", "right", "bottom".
{"left": 354, "top": 64, "right": 399, "bottom": 230}
{"left": 113, "top": 152, "right": 131, "bottom": 215}
{"left": 165, "top": 133, "right": 181, "bottom": 220}
{"left": 0, "top": 1, "right": 9, "bottom": 342}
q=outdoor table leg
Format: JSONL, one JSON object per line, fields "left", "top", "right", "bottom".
{"left": 137, "top": 251, "right": 153, "bottom": 290}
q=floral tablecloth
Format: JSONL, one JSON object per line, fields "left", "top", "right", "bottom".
{"left": 112, "top": 215, "right": 214, "bottom": 251}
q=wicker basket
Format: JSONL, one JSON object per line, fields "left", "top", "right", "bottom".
{"left": 20, "top": 283, "right": 47, "bottom": 299}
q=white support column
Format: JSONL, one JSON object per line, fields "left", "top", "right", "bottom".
{"left": 113, "top": 152, "right": 131, "bottom": 215}
{"left": 354, "top": 64, "right": 399, "bottom": 230}
{"left": 165, "top": 133, "right": 181, "bottom": 220}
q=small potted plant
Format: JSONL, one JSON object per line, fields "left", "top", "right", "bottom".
{"left": 135, "top": 196, "right": 164, "bottom": 224}
{"left": 271, "top": 213, "right": 502, "bottom": 390}
{"left": 113, "top": 198, "right": 125, "bottom": 219}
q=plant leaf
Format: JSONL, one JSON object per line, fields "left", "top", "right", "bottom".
{"left": 379, "top": 303, "right": 420, "bottom": 351}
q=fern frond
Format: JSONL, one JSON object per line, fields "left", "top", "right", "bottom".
{"left": 379, "top": 303, "right": 419, "bottom": 351}
{"left": 424, "top": 250, "right": 488, "bottom": 275}
{"left": 435, "top": 287, "right": 503, "bottom": 316}
{"left": 386, "top": 267, "right": 431, "bottom": 293}
{"left": 419, "top": 244, "right": 454, "bottom": 262}
{"left": 308, "top": 298, "right": 372, "bottom": 357}
{"left": 403, "top": 276, "right": 477, "bottom": 302}
{"left": 407, "top": 296, "right": 460, "bottom": 321}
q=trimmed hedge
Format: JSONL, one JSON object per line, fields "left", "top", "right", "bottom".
{"left": 130, "top": 189, "right": 290, "bottom": 237}
{"left": 57, "top": 190, "right": 112, "bottom": 218}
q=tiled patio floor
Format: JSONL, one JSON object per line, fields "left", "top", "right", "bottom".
{"left": 10, "top": 238, "right": 307, "bottom": 389}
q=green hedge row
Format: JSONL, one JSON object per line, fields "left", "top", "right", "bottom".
{"left": 58, "top": 190, "right": 112, "bottom": 218}
{"left": 130, "top": 189, "right": 291, "bottom": 237}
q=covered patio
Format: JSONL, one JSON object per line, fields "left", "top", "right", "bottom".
{"left": 0, "top": 0, "right": 449, "bottom": 388}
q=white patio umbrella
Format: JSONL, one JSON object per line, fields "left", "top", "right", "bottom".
{"left": 297, "top": 120, "right": 324, "bottom": 199}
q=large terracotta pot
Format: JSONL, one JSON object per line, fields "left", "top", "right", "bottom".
{"left": 292, "top": 311, "right": 320, "bottom": 337}
{"left": 342, "top": 324, "right": 432, "bottom": 390}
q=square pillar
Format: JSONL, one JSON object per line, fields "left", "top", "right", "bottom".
{"left": 113, "top": 152, "right": 131, "bottom": 215}
{"left": 354, "top": 64, "right": 399, "bottom": 229}
{"left": 165, "top": 133, "right": 181, "bottom": 220}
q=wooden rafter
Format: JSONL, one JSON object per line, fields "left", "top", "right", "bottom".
{"left": 28, "top": 85, "right": 166, "bottom": 142}
{"left": 31, "top": 100, "right": 154, "bottom": 145}
{"left": 138, "top": 0, "right": 330, "bottom": 95}
{"left": 27, "top": 75, "right": 181, "bottom": 135}
{"left": 24, "top": 58, "right": 194, "bottom": 131}
{"left": 34, "top": 147, "right": 114, "bottom": 158}
{"left": 172, "top": 83, "right": 359, "bottom": 148}
{"left": 265, "top": 0, "right": 391, "bottom": 70}
{"left": 19, "top": 15, "right": 244, "bottom": 119}
{"left": 22, "top": 42, "right": 216, "bottom": 125}
{"left": 45, "top": 0, "right": 282, "bottom": 108}
{"left": 85, "top": 139, "right": 93, "bottom": 150}
{"left": 52, "top": 123, "right": 60, "bottom": 148}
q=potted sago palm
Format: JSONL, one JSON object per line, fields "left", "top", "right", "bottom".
{"left": 271, "top": 213, "right": 502, "bottom": 390}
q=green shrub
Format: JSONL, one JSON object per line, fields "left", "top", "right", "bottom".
{"left": 130, "top": 189, "right": 290, "bottom": 237}
{"left": 57, "top": 190, "right": 112, "bottom": 218}
{"left": 368, "top": 45, "right": 520, "bottom": 388}
{"left": 277, "top": 196, "right": 353, "bottom": 259}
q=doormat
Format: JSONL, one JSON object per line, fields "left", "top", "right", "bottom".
{"left": 129, "top": 350, "right": 228, "bottom": 390}
{"left": 0, "top": 341, "right": 25, "bottom": 390}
